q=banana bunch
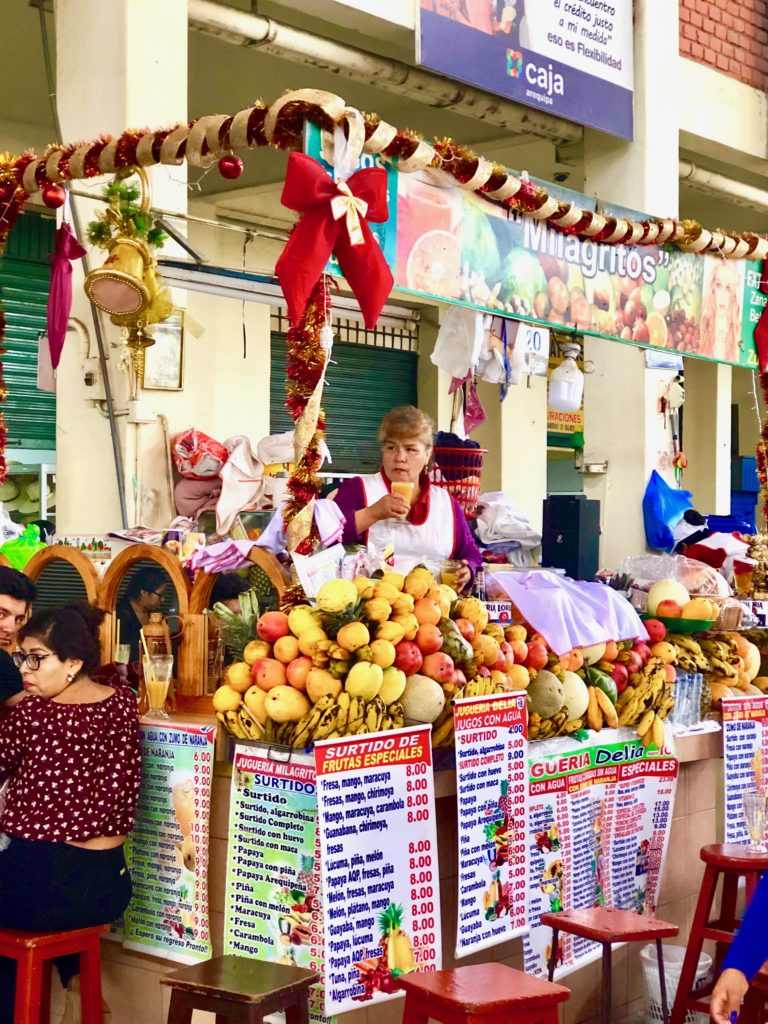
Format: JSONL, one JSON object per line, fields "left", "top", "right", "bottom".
{"left": 263, "top": 718, "right": 298, "bottom": 746}
{"left": 311, "top": 637, "right": 332, "bottom": 669}
{"left": 431, "top": 689, "right": 461, "bottom": 749}
{"left": 216, "top": 705, "right": 264, "bottom": 741}
{"left": 463, "top": 675, "right": 506, "bottom": 698}
{"left": 617, "top": 659, "right": 666, "bottom": 726}
{"left": 291, "top": 695, "right": 340, "bottom": 748}
{"left": 668, "top": 634, "right": 710, "bottom": 673}
{"left": 699, "top": 638, "right": 739, "bottom": 679}
{"left": 529, "top": 707, "right": 569, "bottom": 741}
{"left": 586, "top": 686, "right": 618, "bottom": 732}
{"left": 636, "top": 708, "right": 665, "bottom": 749}
{"left": 288, "top": 694, "right": 405, "bottom": 749}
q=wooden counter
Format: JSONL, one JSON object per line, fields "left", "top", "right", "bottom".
{"left": 82, "top": 727, "right": 725, "bottom": 1024}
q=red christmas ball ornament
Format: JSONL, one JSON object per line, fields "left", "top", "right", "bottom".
{"left": 42, "top": 184, "right": 66, "bottom": 209}
{"left": 218, "top": 155, "right": 243, "bottom": 180}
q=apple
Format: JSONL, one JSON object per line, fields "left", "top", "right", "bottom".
{"left": 454, "top": 618, "right": 475, "bottom": 642}
{"left": 619, "top": 650, "right": 643, "bottom": 675}
{"left": 510, "top": 640, "right": 528, "bottom": 664}
{"left": 525, "top": 642, "right": 549, "bottom": 671}
{"left": 394, "top": 641, "right": 423, "bottom": 676}
{"left": 421, "top": 652, "right": 455, "bottom": 683}
{"left": 643, "top": 619, "right": 667, "bottom": 643}
{"left": 655, "top": 599, "right": 683, "bottom": 619}
{"left": 257, "top": 611, "right": 291, "bottom": 643}
{"left": 415, "top": 623, "right": 444, "bottom": 655}
{"left": 611, "top": 663, "right": 629, "bottom": 693}
{"left": 632, "top": 641, "right": 652, "bottom": 665}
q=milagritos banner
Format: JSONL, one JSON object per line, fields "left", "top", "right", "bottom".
{"left": 418, "top": 0, "right": 634, "bottom": 139}
{"left": 523, "top": 728, "right": 678, "bottom": 979}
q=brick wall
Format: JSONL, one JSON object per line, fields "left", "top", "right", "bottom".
{"left": 680, "top": 0, "right": 768, "bottom": 92}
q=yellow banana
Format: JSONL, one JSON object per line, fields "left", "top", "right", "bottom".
{"left": 311, "top": 705, "right": 340, "bottom": 741}
{"left": 636, "top": 709, "right": 655, "bottom": 737}
{"left": 335, "top": 692, "right": 351, "bottom": 733}
{"left": 292, "top": 704, "right": 324, "bottom": 749}
{"left": 389, "top": 701, "right": 405, "bottom": 729}
{"left": 651, "top": 714, "right": 664, "bottom": 749}
{"left": 431, "top": 716, "right": 455, "bottom": 748}
{"left": 595, "top": 689, "right": 618, "bottom": 729}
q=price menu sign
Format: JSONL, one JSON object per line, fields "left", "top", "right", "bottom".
{"left": 123, "top": 722, "right": 215, "bottom": 964}
{"left": 315, "top": 726, "right": 441, "bottom": 1016}
{"left": 722, "top": 695, "right": 768, "bottom": 843}
{"left": 454, "top": 692, "right": 529, "bottom": 957}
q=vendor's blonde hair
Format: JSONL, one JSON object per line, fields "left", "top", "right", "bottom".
{"left": 378, "top": 406, "right": 434, "bottom": 452}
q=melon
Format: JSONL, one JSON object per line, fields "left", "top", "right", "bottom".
{"left": 580, "top": 642, "right": 606, "bottom": 666}
{"left": 647, "top": 579, "right": 690, "bottom": 616}
{"left": 527, "top": 670, "right": 565, "bottom": 719}
{"left": 561, "top": 671, "right": 589, "bottom": 721}
{"left": 401, "top": 674, "right": 446, "bottom": 724}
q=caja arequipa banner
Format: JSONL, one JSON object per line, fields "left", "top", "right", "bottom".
{"left": 523, "top": 728, "right": 678, "bottom": 979}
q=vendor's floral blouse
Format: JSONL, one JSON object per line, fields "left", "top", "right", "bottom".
{"left": 0, "top": 684, "right": 141, "bottom": 843}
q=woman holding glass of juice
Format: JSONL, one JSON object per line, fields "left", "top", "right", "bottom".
{"left": 333, "top": 406, "right": 482, "bottom": 591}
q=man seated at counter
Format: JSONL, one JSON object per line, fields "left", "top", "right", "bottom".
{"left": 116, "top": 567, "right": 168, "bottom": 662}
{"left": 333, "top": 406, "right": 482, "bottom": 591}
{"left": 0, "top": 567, "right": 36, "bottom": 708}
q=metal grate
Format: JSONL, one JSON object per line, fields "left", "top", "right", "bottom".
{"left": 270, "top": 308, "right": 418, "bottom": 352}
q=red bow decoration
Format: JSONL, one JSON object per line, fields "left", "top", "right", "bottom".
{"left": 275, "top": 152, "right": 394, "bottom": 329}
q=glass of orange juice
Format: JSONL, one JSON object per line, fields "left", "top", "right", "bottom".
{"left": 142, "top": 655, "right": 174, "bottom": 719}
{"left": 391, "top": 480, "right": 414, "bottom": 503}
{"left": 441, "top": 559, "right": 463, "bottom": 590}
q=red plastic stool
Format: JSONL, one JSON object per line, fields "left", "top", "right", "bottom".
{"left": 671, "top": 844, "right": 768, "bottom": 1024}
{"left": 541, "top": 907, "right": 678, "bottom": 1024}
{"left": 396, "top": 963, "right": 570, "bottom": 1024}
{"left": 0, "top": 923, "right": 107, "bottom": 1024}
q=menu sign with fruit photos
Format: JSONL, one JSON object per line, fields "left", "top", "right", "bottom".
{"left": 393, "top": 169, "right": 761, "bottom": 369}
{"left": 454, "top": 691, "right": 529, "bottom": 957}
{"left": 123, "top": 722, "right": 215, "bottom": 964}
{"left": 315, "top": 726, "right": 441, "bottom": 1016}
{"left": 223, "top": 748, "right": 334, "bottom": 1024}
{"left": 523, "top": 730, "right": 678, "bottom": 980}
{"left": 721, "top": 695, "right": 768, "bottom": 845}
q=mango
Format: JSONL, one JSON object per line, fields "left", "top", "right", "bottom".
{"left": 345, "top": 662, "right": 383, "bottom": 702}
{"left": 213, "top": 685, "right": 242, "bottom": 712}
{"left": 379, "top": 666, "right": 406, "bottom": 704}
{"left": 264, "top": 685, "right": 311, "bottom": 723}
{"left": 336, "top": 621, "right": 370, "bottom": 653}
{"left": 370, "top": 638, "right": 396, "bottom": 668}
{"left": 298, "top": 627, "right": 329, "bottom": 658}
{"left": 244, "top": 684, "right": 268, "bottom": 723}
{"left": 306, "top": 668, "right": 342, "bottom": 703}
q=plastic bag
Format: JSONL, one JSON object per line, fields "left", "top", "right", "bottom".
{"left": 619, "top": 553, "right": 731, "bottom": 597}
{"left": 430, "top": 306, "right": 485, "bottom": 378}
{"left": 171, "top": 428, "right": 229, "bottom": 480}
{"left": 0, "top": 524, "right": 45, "bottom": 570}
{"left": 642, "top": 471, "right": 693, "bottom": 552}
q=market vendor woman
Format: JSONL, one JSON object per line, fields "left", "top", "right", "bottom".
{"left": 333, "top": 406, "right": 482, "bottom": 589}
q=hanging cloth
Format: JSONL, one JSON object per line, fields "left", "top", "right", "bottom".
{"left": 46, "top": 223, "right": 86, "bottom": 369}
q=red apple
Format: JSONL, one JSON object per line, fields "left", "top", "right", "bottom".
{"left": 525, "top": 642, "right": 549, "bottom": 671}
{"left": 454, "top": 618, "right": 475, "bottom": 642}
{"left": 394, "top": 641, "right": 423, "bottom": 675}
{"left": 421, "top": 652, "right": 455, "bottom": 683}
{"left": 655, "top": 599, "right": 683, "bottom": 619}
{"left": 415, "top": 623, "right": 444, "bottom": 655}
{"left": 611, "top": 663, "right": 629, "bottom": 693}
{"left": 510, "top": 640, "right": 528, "bottom": 664}
{"left": 257, "top": 611, "right": 291, "bottom": 643}
{"left": 633, "top": 641, "right": 652, "bottom": 665}
{"left": 643, "top": 619, "right": 667, "bottom": 643}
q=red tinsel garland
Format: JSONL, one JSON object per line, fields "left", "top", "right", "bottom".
{"left": 282, "top": 278, "right": 330, "bottom": 556}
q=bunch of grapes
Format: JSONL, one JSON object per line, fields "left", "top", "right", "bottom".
{"left": 665, "top": 307, "right": 700, "bottom": 351}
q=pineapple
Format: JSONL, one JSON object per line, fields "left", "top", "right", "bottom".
{"left": 247, "top": 564, "right": 279, "bottom": 612}
{"left": 378, "top": 903, "right": 415, "bottom": 974}
{"left": 323, "top": 598, "right": 365, "bottom": 640}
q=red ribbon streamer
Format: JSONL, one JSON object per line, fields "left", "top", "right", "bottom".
{"left": 755, "top": 258, "right": 768, "bottom": 372}
{"left": 275, "top": 152, "right": 393, "bottom": 330}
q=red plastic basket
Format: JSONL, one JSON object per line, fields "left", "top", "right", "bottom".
{"left": 429, "top": 447, "right": 487, "bottom": 517}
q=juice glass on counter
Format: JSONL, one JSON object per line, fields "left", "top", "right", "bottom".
{"left": 441, "top": 559, "right": 463, "bottom": 590}
{"left": 142, "top": 654, "right": 174, "bottom": 720}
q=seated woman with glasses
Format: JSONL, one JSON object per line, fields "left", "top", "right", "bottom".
{"left": 116, "top": 567, "right": 168, "bottom": 662}
{"left": 0, "top": 604, "right": 141, "bottom": 1024}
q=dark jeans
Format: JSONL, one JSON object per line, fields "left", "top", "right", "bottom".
{"left": 0, "top": 837, "right": 132, "bottom": 1024}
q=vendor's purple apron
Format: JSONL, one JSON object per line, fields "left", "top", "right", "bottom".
{"left": 359, "top": 472, "right": 456, "bottom": 573}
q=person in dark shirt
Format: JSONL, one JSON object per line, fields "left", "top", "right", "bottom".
{"left": 0, "top": 567, "right": 36, "bottom": 707}
{"left": 115, "top": 568, "right": 168, "bottom": 662}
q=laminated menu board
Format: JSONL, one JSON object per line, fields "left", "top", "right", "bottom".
{"left": 722, "top": 695, "right": 768, "bottom": 843}
{"left": 454, "top": 691, "right": 529, "bottom": 957}
{"left": 223, "top": 747, "right": 333, "bottom": 1024}
{"left": 314, "top": 726, "right": 441, "bottom": 1016}
{"left": 523, "top": 728, "right": 678, "bottom": 979}
{"left": 123, "top": 721, "right": 215, "bottom": 963}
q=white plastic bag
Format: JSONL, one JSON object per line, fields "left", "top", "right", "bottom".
{"left": 431, "top": 306, "right": 485, "bottom": 378}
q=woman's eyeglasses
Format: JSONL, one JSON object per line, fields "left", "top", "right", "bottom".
{"left": 12, "top": 652, "right": 54, "bottom": 671}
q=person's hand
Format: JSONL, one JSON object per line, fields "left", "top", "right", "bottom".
{"left": 370, "top": 492, "right": 410, "bottom": 523}
{"left": 454, "top": 561, "right": 472, "bottom": 593}
{"left": 710, "top": 968, "right": 748, "bottom": 1023}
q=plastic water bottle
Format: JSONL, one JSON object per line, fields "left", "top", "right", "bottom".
{"left": 474, "top": 568, "right": 487, "bottom": 602}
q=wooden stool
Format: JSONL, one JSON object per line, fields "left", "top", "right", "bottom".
{"left": 671, "top": 843, "right": 768, "bottom": 1024}
{"left": 541, "top": 907, "right": 678, "bottom": 1024}
{"left": 0, "top": 923, "right": 107, "bottom": 1024}
{"left": 396, "top": 963, "right": 570, "bottom": 1024}
{"left": 161, "top": 955, "right": 320, "bottom": 1024}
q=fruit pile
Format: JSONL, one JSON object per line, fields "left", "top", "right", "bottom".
{"left": 212, "top": 567, "right": 516, "bottom": 749}
{"left": 658, "top": 624, "right": 766, "bottom": 711}
{"left": 644, "top": 577, "right": 719, "bottom": 624}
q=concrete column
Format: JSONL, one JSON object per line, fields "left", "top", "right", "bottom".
{"left": 581, "top": 0, "right": 684, "bottom": 566}
{"left": 55, "top": 0, "right": 188, "bottom": 530}
{"left": 682, "top": 358, "right": 732, "bottom": 514}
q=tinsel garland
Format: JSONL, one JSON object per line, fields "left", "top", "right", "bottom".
{"left": 3, "top": 88, "right": 768, "bottom": 262}
{"left": 757, "top": 371, "right": 768, "bottom": 529}
{"left": 282, "top": 278, "right": 330, "bottom": 556}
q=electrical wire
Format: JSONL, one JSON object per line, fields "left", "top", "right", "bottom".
{"left": 35, "top": 1, "right": 130, "bottom": 528}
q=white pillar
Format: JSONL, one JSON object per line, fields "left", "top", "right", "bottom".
{"left": 55, "top": 0, "right": 188, "bottom": 531}
{"left": 581, "top": 0, "right": 683, "bottom": 567}
{"left": 682, "top": 359, "right": 732, "bottom": 514}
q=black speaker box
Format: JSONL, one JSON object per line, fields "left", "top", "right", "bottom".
{"left": 541, "top": 495, "right": 601, "bottom": 580}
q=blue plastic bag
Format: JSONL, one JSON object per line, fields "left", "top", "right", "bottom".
{"left": 642, "top": 471, "right": 693, "bottom": 552}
